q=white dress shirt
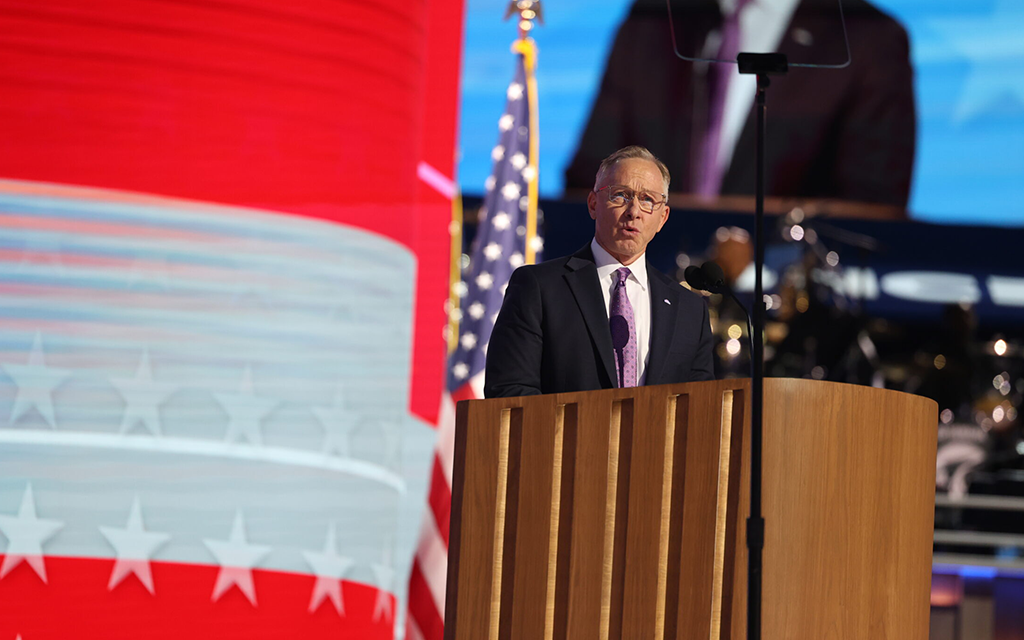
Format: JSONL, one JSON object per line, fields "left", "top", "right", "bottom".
{"left": 591, "top": 238, "right": 652, "bottom": 386}
{"left": 714, "top": 0, "right": 801, "bottom": 178}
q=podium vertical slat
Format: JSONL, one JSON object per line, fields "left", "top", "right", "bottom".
{"left": 673, "top": 387, "right": 735, "bottom": 639}
{"left": 564, "top": 394, "right": 615, "bottom": 640}
{"left": 619, "top": 390, "right": 673, "bottom": 637}
{"left": 507, "top": 396, "right": 558, "bottom": 639}
{"left": 446, "top": 401, "right": 505, "bottom": 639}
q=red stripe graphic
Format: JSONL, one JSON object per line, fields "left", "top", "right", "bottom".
{"left": 0, "top": 555, "right": 395, "bottom": 639}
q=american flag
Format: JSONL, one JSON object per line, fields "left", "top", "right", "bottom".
{"left": 405, "top": 38, "right": 542, "bottom": 640}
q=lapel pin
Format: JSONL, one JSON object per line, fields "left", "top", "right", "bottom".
{"left": 664, "top": 299, "right": 671, "bottom": 305}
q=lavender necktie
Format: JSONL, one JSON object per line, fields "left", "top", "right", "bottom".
{"left": 609, "top": 267, "right": 638, "bottom": 388}
{"left": 696, "top": 0, "right": 752, "bottom": 197}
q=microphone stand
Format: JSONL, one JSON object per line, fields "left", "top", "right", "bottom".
{"left": 736, "top": 51, "right": 787, "bottom": 640}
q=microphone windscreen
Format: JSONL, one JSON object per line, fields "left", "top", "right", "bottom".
{"left": 700, "top": 261, "right": 726, "bottom": 288}
{"left": 684, "top": 265, "right": 708, "bottom": 291}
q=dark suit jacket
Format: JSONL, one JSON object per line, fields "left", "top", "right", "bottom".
{"left": 484, "top": 244, "right": 715, "bottom": 398}
{"left": 565, "top": 0, "right": 916, "bottom": 207}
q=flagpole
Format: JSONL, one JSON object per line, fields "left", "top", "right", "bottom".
{"left": 506, "top": 1, "right": 542, "bottom": 265}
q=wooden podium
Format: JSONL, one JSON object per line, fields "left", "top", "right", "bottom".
{"left": 443, "top": 378, "right": 938, "bottom": 639}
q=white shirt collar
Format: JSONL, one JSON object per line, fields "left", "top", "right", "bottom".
{"left": 590, "top": 237, "right": 648, "bottom": 291}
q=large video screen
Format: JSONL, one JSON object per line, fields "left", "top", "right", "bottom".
{"left": 460, "top": 0, "right": 1024, "bottom": 226}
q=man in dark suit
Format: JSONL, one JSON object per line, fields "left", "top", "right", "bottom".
{"left": 485, "top": 146, "right": 715, "bottom": 398}
{"left": 565, "top": 0, "right": 916, "bottom": 208}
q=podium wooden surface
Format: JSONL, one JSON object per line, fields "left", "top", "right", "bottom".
{"left": 444, "top": 379, "right": 938, "bottom": 640}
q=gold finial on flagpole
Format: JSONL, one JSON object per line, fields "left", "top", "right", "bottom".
{"left": 504, "top": 0, "right": 543, "bottom": 40}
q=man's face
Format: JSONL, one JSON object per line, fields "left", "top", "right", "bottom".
{"left": 587, "top": 158, "right": 670, "bottom": 265}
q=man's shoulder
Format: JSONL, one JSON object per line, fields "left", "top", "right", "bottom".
{"left": 511, "top": 246, "right": 594, "bottom": 281}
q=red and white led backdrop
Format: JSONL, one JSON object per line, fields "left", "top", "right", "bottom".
{"left": 0, "top": 1, "right": 462, "bottom": 637}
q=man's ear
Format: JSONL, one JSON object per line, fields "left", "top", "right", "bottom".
{"left": 587, "top": 190, "right": 598, "bottom": 220}
{"left": 657, "top": 206, "right": 671, "bottom": 232}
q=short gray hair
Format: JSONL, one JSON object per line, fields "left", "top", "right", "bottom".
{"left": 595, "top": 145, "right": 671, "bottom": 193}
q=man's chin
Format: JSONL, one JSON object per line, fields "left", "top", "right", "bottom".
{"left": 609, "top": 243, "right": 643, "bottom": 263}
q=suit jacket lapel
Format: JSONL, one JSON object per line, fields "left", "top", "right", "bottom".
{"left": 564, "top": 245, "right": 618, "bottom": 387}
{"left": 646, "top": 267, "right": 680, "bottom": 386}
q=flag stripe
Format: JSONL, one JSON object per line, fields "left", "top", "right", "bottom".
{"left": 414, "top": 509, "right": 449, "bottom": 610}
{"left": 428, "top": 456, "right": 452, "bottom": 547}
{"left": 407, "top": 559, "right": 445, "bottom": 640}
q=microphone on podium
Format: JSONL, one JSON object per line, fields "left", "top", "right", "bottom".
{"left": 685, "top": 260, "right": 753, "bottom": 357}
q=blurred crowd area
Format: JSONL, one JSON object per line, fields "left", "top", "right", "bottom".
{"left": 678, "top": 213, "right": 1024, "bottom": 510}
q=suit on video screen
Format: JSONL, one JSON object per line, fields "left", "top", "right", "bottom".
{"left": 565, "top": 0, "right": 917, "bottom": 208}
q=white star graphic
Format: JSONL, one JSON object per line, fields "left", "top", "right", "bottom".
{"left": 507, "top": 82, "right": 524, "bottom": 101}
{"left": 492, "top": 212, "right": 511, "bottom": 231}
{"left": 476, "top": 273, "right": 495, "bottom": 291}
{"left": 452, "top": 281, "right": 468, "bottom": 298}
{"left": 483, "top": 242, "right": 503, "bottom": 261}
{"left": 302, "top": 522, "right": 354, "bottom": 615}
{"left": 929, "top": 0, "right": 1024, "bottom": 121}
{"left": 509, "top": 252, "right": 525, "bottom": 268}
{"left": 491, "top": 145, "right": 505, "bottom": 161}
{"left": 99, "top": 495, "right": 171, "bottom": 594}
{"left": 0, "top": 483, "right": 63, "bottom": 583}
{"left": 484, "top": 176, "right": 496, "bottom": 191}
{"left": 110, "top": 350, "right": 176, "bottom": 436}
{"left": 522, "top": 165, "right": 538, "bottom": 182}
{"left": 2, "top": 332, "right": 70, "bottom": 427}
{"left": 452, "top": 363, "right": 469, "bottom": 380}
{"left": 214, "top": 368, "right": 278, "bottom": 446}
{"left": 312, "top": 384, "right": 361, "bottom": 458}
{"left": 498, "top": 113, "right": 515, "bottom": 131}
{"left": 530, "top": 236, "right": 544, "bottom": 253}
{"left": 460, "top": 333, "right": 478, "bottom": 350}
{"left": 519, "top": 196, "right": 530, "bottom": 211}
{"left": 372, "top": 545, "right": 396, "bottom": 622}
{"left": 468, "top": 302, "right": 486, "bottom": 320}
{"left": 510, "top": 152, "right": 527, "bottom": 170}
{"left": 501, "top": 182, "right": 521, "bottom": 201}
{"left": 204, "top": 510, "right": 271, "bottom": 606}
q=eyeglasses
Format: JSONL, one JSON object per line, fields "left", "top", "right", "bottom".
{"left": 594, "top": 185, "right": 667, "bottom": 213}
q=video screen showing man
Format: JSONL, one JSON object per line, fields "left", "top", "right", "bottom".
{"left": 565, "top": 0, "right": 916, "bottom": 209}
{"left": 485, "top": 146, "right": 715, "bottom": 398}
